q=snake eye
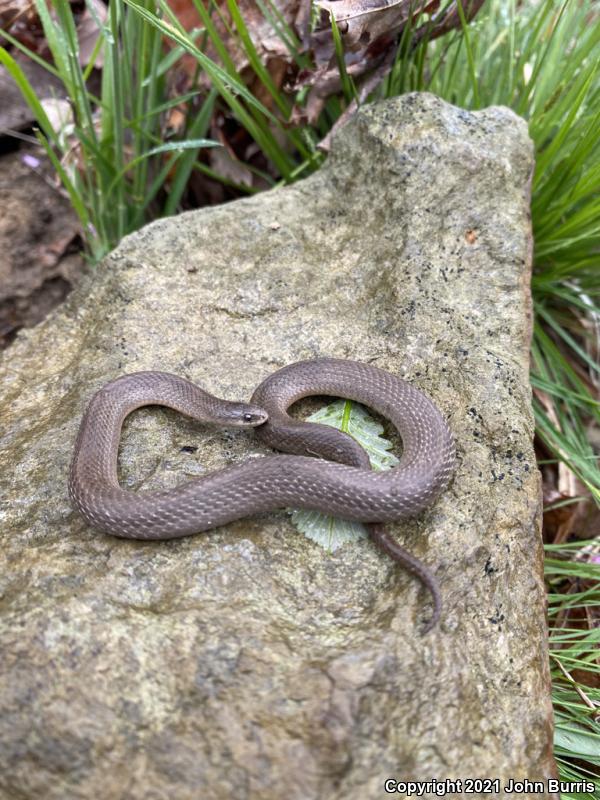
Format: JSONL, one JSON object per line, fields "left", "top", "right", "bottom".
{"left": 243, "top": 412, "right": 254, "bottom": 422}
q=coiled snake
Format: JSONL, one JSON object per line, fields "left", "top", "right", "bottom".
{"left": 69, "top": 358, "right": 455, "bottom": 631}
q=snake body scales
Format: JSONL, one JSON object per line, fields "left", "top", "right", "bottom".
{"left": 69, "top": 358, "right": 455, "bottom": 630}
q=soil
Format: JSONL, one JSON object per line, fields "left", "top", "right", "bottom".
{"left": 0, "top": 141, "right": 84, "bottom": 348}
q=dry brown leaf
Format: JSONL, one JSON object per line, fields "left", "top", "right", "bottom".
{"left": 76, "top": 0, "right": 107, "bottom": 68}
{"left": 1, "top": 0, "right": 107, "bottom": 66}
{"left": 294, "top": 0, "right": 485, "bottom": 127}
{"left": 0, "top": 0, "right": 33, "bottom": 33}
{"left": 543, "top": 480, "right": 600, "bottom": 544}
{"left": 0, "top": 0, "right": 45, "bottom": 53}
{"left": 208, "top": 119, "right": 254, "bottom": 187}
{"left": 166, "top": 0, "right": 301, "bottom": 106}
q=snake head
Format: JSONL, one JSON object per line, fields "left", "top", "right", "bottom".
{"left": 222, "top": 402, "right": 269, "bottom": 427}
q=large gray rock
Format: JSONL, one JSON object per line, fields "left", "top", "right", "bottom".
{"left": 0, "top": 93, "right": 556, "bottom": 799}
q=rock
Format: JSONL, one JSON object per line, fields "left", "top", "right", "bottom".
{"left": 0, "top": 147, "right": 83, "bottom": 347}
{"left": 0, "top": 93, "right": 556, "bottom": 799}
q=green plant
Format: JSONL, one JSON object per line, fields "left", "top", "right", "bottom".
{"left": 0, "top": 0, "right": 226, "bottom": 259}
{"left": 290, "top": 400, "right": 399, "bottom": 551}
{"left": 121, "top": 0, "right": 322, "bottom": 178}
{"left": 546, "top": 542, "right": 600, "bottom": 795}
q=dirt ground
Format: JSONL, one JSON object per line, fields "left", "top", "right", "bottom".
{"left": 0, "top": 141, "right": 84, "bottom": 348}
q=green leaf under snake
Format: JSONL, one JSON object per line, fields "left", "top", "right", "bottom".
{"left": 290, "top": 400, "right": 399, "bottom": 552}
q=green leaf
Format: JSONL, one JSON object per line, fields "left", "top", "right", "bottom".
{"left": 555, "top": 724, "right": 600, "bottom": 763}
{"left": 104, "top": 138, "right": 221, "bottom": 199}
{"left": 291, "top": 400, "right": 399, "bottom": 551}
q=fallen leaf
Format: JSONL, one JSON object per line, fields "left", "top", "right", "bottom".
{"left": 76, "top": 0, "right": 107, "bottom": 68}
{"left": 293, "top": 0, "right": 485, "bottom": 132}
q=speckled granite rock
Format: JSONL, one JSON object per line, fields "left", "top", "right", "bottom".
{"left": 0, "top": 93, "right": 555, "bottom": 800}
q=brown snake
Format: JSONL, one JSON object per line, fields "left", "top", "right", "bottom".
{"left": 69, "top": 358, "right": 455, "bottom": 631}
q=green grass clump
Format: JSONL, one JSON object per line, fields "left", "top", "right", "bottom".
{"left": 0, "top": 0, "right": 226, "bottom": 259}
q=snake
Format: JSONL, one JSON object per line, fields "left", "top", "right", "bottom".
{"left": 69, "top": 358, "right": 455, "bottom": 631}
